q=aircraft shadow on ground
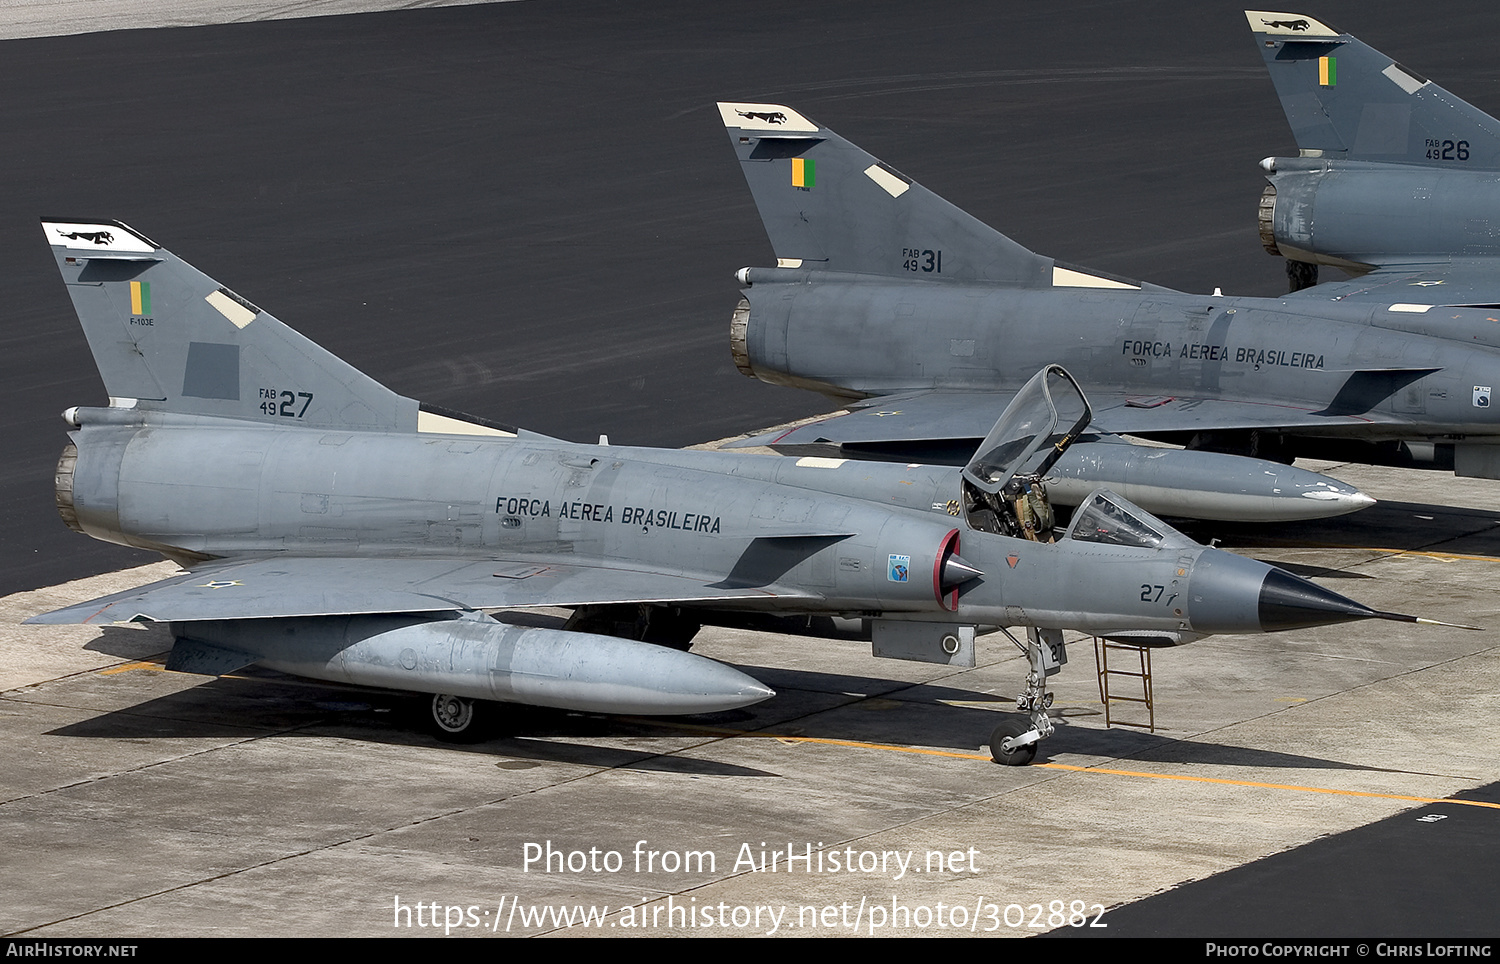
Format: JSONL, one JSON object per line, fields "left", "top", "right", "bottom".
{"left": 80, "top": 625, "right": 173, "bottom": 660}
{"left": 39, "top": 673, "right": 782, "bottom": 777}
{"left": 1255, "top": 561, "right": 1374, "bottom": 580}
{"left": 36, "top": 662, "right": 1432, "bottom": 778}
{"left": 1052, "top": 720, "right": 1457, "bottom": 777}
{"left": 1176, "top": 498, "right": 1500, "bottom": 559}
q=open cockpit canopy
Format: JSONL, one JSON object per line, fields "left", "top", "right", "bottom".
{"left": 962, "top": 365, "right": 1090, "bottom": 496}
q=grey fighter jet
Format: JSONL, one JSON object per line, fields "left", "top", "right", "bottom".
{"left": 1249, "top": 11, "right": 1500, "bottom": 295}
{"left": 28, "top": 220, "right": 1452, "bottom": 762}
{"left": 717, "top": 100, "right": 1500, "bottom": 494}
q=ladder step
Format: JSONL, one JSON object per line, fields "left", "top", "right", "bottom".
{"left": 1093, "top": 637, "right": 1155, "bottom": 732}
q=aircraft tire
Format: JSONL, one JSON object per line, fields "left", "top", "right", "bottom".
{"left": 989, "top": 718, "right": 1038, "bottom": 766}
{"left": 428, "top": 693, "right": 491, "bottom": 743}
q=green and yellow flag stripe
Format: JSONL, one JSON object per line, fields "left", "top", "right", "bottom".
{"left": 129, "top": 281, "right": 151, "bottom": 316}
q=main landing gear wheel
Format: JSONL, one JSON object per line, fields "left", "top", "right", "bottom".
{"left": 428, "top": 694, "right": 490, "bottom": 743}
{"left": 989, "top": 717, "right": 1039, "bottom": 766}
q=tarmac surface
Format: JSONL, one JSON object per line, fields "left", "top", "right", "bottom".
{"left": 8, "top": 0, "right": 1500, "bottom": 595}
{"left": 4, "top": 0, "right": 1500, "bottom": 940}
{"left": 3, "top": 458, "right": 1498, "bottom": 938}
{"left": 0, "top": 0, "right": 499, "bottom": 41}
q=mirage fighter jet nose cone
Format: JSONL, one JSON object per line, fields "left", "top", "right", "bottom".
{"left": 1187, "top": 549, "right": 1390, "bottom": 635}
{"left": 1255, "top": 566, "right": 1478, "bottom": 632}
{"left": 1187, "top": 550, "right": 1470, "bottom": 636}
{"left": 1256, "top": 567, "right": 1380, "bottom": 631}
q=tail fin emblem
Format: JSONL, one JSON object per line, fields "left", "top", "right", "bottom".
{"left": 737, "top": 109, "right": 786, "bottom": 125}
{"left": 56, "top": 229, "right": 115, "bottom": 245}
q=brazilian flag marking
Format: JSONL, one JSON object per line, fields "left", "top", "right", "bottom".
{"left": 130, "top": 281, "right": 151, "bottom": 316}
{"left": 791, "top": 157, "right": 815, "bottom": 188}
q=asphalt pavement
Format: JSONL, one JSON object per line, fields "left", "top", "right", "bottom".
{"left": 4, "top": 0, "right": 1499, "bottom": 940}
{"left": 10, "top": 0, "right": 1498, "bottom": 594}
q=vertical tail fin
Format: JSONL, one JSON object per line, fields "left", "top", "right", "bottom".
{"left": 721, "top": 103, "right": 1067, "bottom": 286}
{"left": 1247, "top": 11, "right": 1500, "bottom": 168}
{"left": 44, "top": 218, "right": 419, "bottom": 431}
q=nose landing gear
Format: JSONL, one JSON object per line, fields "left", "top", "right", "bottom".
{"left": 989, "top": 626, "right": 1066, "bottom": 765}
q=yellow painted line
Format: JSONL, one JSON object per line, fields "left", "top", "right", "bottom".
{"left": 1038, "top": 763, "right": 1500, "bottom": 810}
{"left": 1357, "top": 548, "right": 1498, "bottom": 563}
{"left": 662, "top": 719, "right": 992, "bottom": 759}
{"left": 757, "top": 740, "right": 1499, "bottom": 808}
{"left": 98, "top": 660, "right": 164, "bottom": 675}
{"left": 1251, "top": 544, "right": 1500, "bottom": 564}
{"left": 92, "top": 670, "right": 1485, "bottom": 809}
{"left": 658, "top": 720, "right": 1497, "bottom": 809}
{"left": 760, "top": 735, "right": 991, "bottom": 760}
{"left": 753, "top": 733, "right": 1500, "bottom": 810}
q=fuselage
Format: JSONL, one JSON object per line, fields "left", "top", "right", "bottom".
{"left": 732, "top": 268, "right": 1500, "bottom": 443}
{"left": 60, "top": 405, "right": 1222, "bottom": 639}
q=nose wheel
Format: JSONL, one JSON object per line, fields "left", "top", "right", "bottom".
{"left": 989, "top": 717, "right": 1039, "bottom": 766}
